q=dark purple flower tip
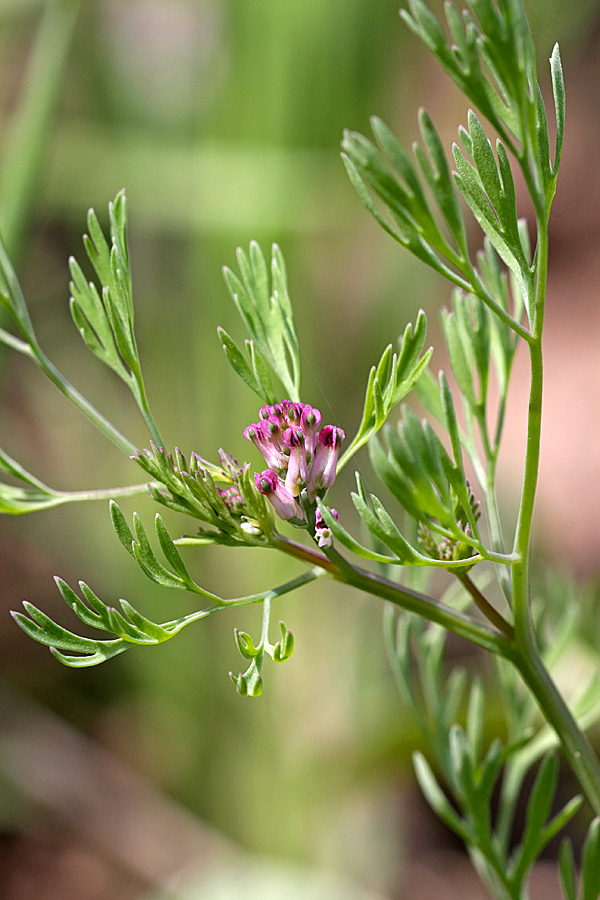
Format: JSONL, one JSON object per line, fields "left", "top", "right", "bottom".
{"left": 318, "top": 425, "right": 345, "bottom": 448}
{"left": 255, "top": 469, "right": 279, "bottom": 495}
{"left": 306, "top": 428, "right": 344, "bottom": 502}
{"left": 316, "top": 507, "right": 339, "bottom": 529}
{"left": 285, "top": 402, "right": 304, "bottom": 423}
{"left": 255, "top": 468, "right": 303, "bottom": 521}
{"left": 301, "top": 406, "right": 322, "bottom": 430}
{"left": 314, "top": 506, "right": 339, "bottom": 548}
{"left": 283, "top": 426, "right": 305, "bottom": 449}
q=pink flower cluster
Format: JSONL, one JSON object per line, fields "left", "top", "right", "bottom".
{"left": 244, "top": 401, "right": 345, "bottom": 521}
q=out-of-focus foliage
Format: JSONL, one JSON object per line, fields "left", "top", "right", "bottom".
{"left": 1, "top": 1, "right": 600, "bottom": 896}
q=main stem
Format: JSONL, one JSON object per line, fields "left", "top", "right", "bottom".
{"left": 511, "top": 218, "right": 600, "bottom": 814}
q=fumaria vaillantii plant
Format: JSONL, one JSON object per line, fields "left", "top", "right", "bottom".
{"left": 3, "top": 1, "right": 600, "bottom": 896}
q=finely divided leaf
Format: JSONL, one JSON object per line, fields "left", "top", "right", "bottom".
{"left": 338, "top": 310, "right": 432, "bottom": 469}
{"left": 221, "top": 242, "right": 300, "bottom": 401}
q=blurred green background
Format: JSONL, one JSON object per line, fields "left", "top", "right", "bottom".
{"left": 1, "top": 1, "right": 600, "bottom": 898}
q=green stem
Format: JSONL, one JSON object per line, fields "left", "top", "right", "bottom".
{"left": 275, "top": 535, "right": 511, "bottom": 655}
{"left": 509, "top": 213, "right": 600, "bottom": 812}
{"left": 34, "top": 347, "right": 137, "bottom": 456}
{"left": 165, "top": 567, "right": 326, "bottom": 626}
{"left": 512, "top": 649, "right": 600, "bottom": 816}
{"left": 470, "top": 280, "right": 532, "bottom": 343}
{"left": 336, "top": 558, "right": 511, "bottom": 657}
{"left": 273, "top": 534, "right": 339, "bottom": 575}
{"left": 0, "top": 234, "right": 137, "bottom": 456}
{"left": 259, "top": 594, "right": 272, "bottom": 655}
{"left": 512, "top": 220, "right": 547, "bottom": 641}
{"left": 215, "top": 566, "right": 325, "bottom": 610}
{"left": 458, "top": 574, "right": 514, "bottom": 639}
{"left": 131, "top": 373, "right": 164, "bottom": 448}
{"left": 55, "top": 482, "right": 154, "bottom": 503}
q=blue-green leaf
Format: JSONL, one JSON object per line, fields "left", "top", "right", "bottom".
{"left": 413, "top": 752, "right": 472, "bottom": 843}
{"left": 558, "top": 839, "right": 577, "bottom": 900}
{"left": 582, "top": 818, "right": 600, "bottom": 900}
{"left": 550, "top": 44, "right": 565, "bottom": 177}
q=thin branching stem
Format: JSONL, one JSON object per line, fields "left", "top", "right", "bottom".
{"left": 458, "top": 574, "right": 514, "bottom": 639}
{"left": 34, "top": 346, "right": 137, "bottom": 456}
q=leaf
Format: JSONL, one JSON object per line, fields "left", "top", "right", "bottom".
{"left": 413, "top": 368, "right": 445, "bottom": 423}
{"left": 338, "top": 310, "right": 432, "bottom": 469}
{"left": 349, "top": 491, "right": 421, "bottom": 564}
{"left": 402, "top": 0, "right": 448, "bottom": 58}
{"left": 76, "top": 195, "right": 135, "bottom": 376}
{"left": 217, "top": 328, "right": 265, "bottom": 400}
{"left": 56, "top": 578, "right": 109, "bottom": 632}
{"left": 154, "top": 514, "right": 192, "bottom": 581}
{"left": 0, "top": 483, "right": 65, "bottom": 514}
{"left": 222, "top": 242, "right": 300, "bottom": 401}
{"left": 413, "top": 752, "right": 472, "bottom": 843}
{"left": 110, "top": 503, "right": 222, "bottom": 601}
{"left": 131, "top": 512, "right": 187, "bottom": 591}
{"left": 558, "top": 839, "right": 577, "bottom": 900}
{"left": 342, "top": 130, "right": 473, "bottom": 290}
{"left": 438, "top": 373, "right": 464, "bottom": 482}
{"left": 550, "top": 43, "right": 565, "bottom": 177}
{"left": 535, "top": 83, "right": 552, "bottom": 189}
{"left": 235, "top": 629, "right": 260, "bottom": 659}
{"left": 452, "top": 142, "right": 527, "bottom": 296}
{"left": 67, "top": 191, "right": 162, "bottom": 441}
{"left": 441, "top": 304, "right": 477, "bottom": 408}
{"left": 466, "top": 678, "right": 485, "bottom": 764}
{"left": 14, "top": 602, "right": 107, "bottom": 653}
{"left": 230, "top": 662, "right": 263, "bottom": 698}
{"left": 371, "top": 404, "right": 476, "bottom": 540}
{"left": 247, "top": 340, "right": 276, "bottom": 403}
{"left": 119, "top": 600, "right": 171, "bottom": 641}
{"left": 509, "top": 754, "right": 559, "bottom": 886}
{"left": 416, "top": 109, "right": 467, "bottom": 251}
{"left": 109, "top": 499, "right": 136, "bottom": 557}
{"left": 0, "top": 231, "right": 35, "bottom": 339}
{"left": 12, "top": 574, "right": 217, "bottom": 667}
{"left": 316, "top": 500, "right": 402, "bottom": 564}
{"left": 400, "top": 0, "right": 522, "bottom": 141}
{"left": 542, "top": 796, "right": 583, "bottom": 848}
{"left": 582, "top": 818, "right": 600, "bottom": 900}
{"left": 272, "top": 621, "right": 294, "bottom": 662}
{"left": 50, "top": 643, "right": 129, "bottom": 668}
{"left": 69, "top": 255, "right": 124, "bottom": 376}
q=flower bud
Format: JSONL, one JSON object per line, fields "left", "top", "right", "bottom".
{"left": 307, "top": 425, "right": 345, "bottom": 501}
{"left": 255, "top": 468, "right": 303, "bottom": 520}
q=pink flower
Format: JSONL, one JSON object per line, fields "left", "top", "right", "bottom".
{"left": 283, "top": 426, "right": 309, "bottom": 497}
{"left": 255, "top": 469, "right": 303, "bottom": 521}
{"left": 306, "top": 425, "right": 345, "bottom": 502}
{"left": 244, "top": 420, "right": 287, "bottom": 473}
{"left": 314, "top": 507, "right": 339, "bottom": 548}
